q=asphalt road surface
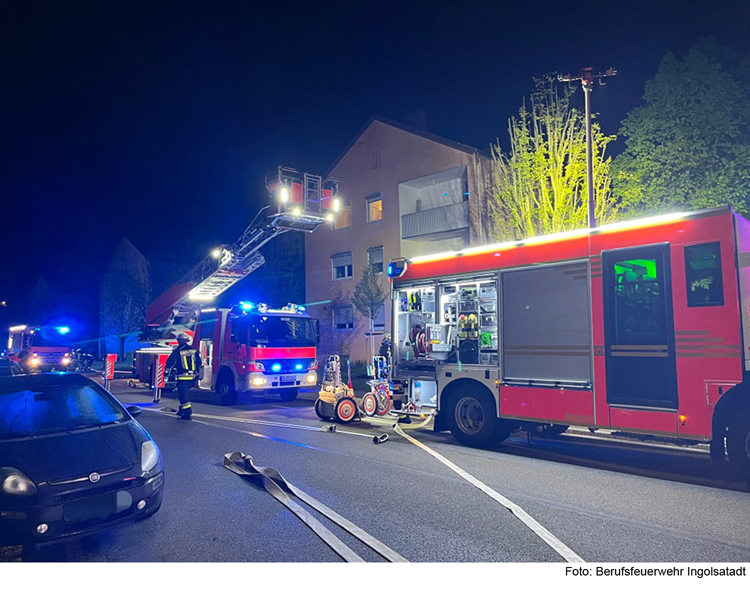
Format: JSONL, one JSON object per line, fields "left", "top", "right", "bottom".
{"left": 5, "top": 377, "right": 750, "bottom": 563}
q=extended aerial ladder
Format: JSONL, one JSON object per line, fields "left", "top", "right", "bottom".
{"left": 140, "top": 167, "right": 339, "bottom": 344}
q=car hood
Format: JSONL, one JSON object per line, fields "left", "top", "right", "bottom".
{"left": 0, "top": 421, "right": 145, "bottom": 483}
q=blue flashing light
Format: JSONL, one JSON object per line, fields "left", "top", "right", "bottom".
{"left": 298, "top": 306, "right": 306, "bottom": 311}
{"left": 294, "top": 363, "right": 303, "bottom": 371}
{"left": 57, "top": 326, "right": 70, "bottom": 335}
{"left": 387, "top": 259, "right": 407, "bottom": 278}
{"left": 240, "top": 301, "right": 255, "bottom": 311}
{"left": 271, "top": 363, "right": 282, "bottom": 372}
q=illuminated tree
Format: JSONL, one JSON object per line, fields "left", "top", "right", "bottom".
{"left": 490, "top": 76, "right": 618, "bottom": 240}
{"left": 352, "top": 263, "right": 386, "bottom": 326}
{"left": 613, "top": 41, "right": 750, "bottom": 216}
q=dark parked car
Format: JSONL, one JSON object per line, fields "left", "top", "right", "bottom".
{"left": 0, "top": 373, "right": 164, "bottom": 546}
{"left": 0, "top": 357, "right": 25, "bottom": 377}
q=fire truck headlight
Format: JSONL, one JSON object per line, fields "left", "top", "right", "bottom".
{"left": 30, "top": 357, "right": 39, "bottom": 366}
{"left": 252, "top": 377, "right": 266, "bottom": 386}
{"left": 61, "top": 357, "right": 71, "bottom": 365}
{"left": 306, "top": 374, "right": 317, "bottom": 383}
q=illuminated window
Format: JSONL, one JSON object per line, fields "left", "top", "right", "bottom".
{"left": 334, "top": 202, "right": 351, "bottom": 230}
{"left": 367, "top": 246, "right": 384, "bottom": 274}
{"left": 367, "top": 194, "right": 383, "bottom": 223}
{"left": 333, "top": 306, "right": 354, "bottom": 331}
{"left": 685, "top": 242, "right": 724, "bottom": 307}
{"left": 331, "top": 252, "right": 353, "bottom": 281}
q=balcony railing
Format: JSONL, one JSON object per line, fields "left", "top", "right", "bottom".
{"left": 401, "top": 201, "right": 469, "bottom": 239}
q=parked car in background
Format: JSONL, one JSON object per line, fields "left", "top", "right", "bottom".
{"left": 0, "top": 373, "right": 164, "bottom": 547}
{"left": 0, "top": 358, "right": 24, "bottom": 377}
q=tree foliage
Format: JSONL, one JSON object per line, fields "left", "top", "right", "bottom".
{"left": 613, "top": 41, "right": 750, "bottom": 216}
{"left": 490, "top": 76, "right": 618, "bottom": 240}
{"left": 352, "top": 263, "right": 385, "bottom": 323}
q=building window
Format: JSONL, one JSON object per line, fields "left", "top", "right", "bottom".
{"left": 367, "top": 246, "right": 384, "bottom": 274}
{"left": 367, "top": 193, "right": 383, "bottom": 223}
{"left": 685, "top": 242, "right": 724, "bottom": 307}
{"left": 371, "top": 302, "right": 386, "bottom": 331}
{"left": 331, "top": 252, "right": 353, "bottom": 281}
{"left": 334, "top": 201, "right": 351, "bottom": 230}
{"left": 333, "top": 305, "right": 354, "bottom": 331}
{"left": 372, "top": 151, "right": 381, "bottom": 169}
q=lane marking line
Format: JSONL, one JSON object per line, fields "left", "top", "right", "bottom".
{"left": 394, "top": 425, "right": 585, "bottom": 563}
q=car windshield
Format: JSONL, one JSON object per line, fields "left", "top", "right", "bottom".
{"left": 249, "top": 316, "right": 316, "bottom": 347}
{"left": 0, "top": 383, "right": 128, "bottom": 440}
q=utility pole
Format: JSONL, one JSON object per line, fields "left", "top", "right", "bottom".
{"left": 558, "top": 67, "right": 617, "bottom": 228}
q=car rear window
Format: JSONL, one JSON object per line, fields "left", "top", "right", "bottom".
{"left": 0, "top": 384, "right": 128, "bottom": 440}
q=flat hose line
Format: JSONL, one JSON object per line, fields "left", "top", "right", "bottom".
{"left": 393, "top": 424, "right": 585, "bottom": 563}
{"left": 223, "top": 451, "right": 408, "bottom": 563}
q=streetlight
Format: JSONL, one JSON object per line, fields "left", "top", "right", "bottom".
{"left": 558, "top": 67, "right": 616, "bottom": 228}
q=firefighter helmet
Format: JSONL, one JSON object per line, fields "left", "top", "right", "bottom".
{"left": 176, "top": 333, "right": 191, "bottom": 345}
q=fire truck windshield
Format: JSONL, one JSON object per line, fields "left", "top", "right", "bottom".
{"left": 29, "top": 327, "right": 72, "bottom": 348}
{"left": 248, "top": 316, "right": 316, "bottom": 347}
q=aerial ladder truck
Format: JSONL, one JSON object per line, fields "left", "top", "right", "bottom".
{"left": 132, "top": 167, "right": 339, "bottom": 404}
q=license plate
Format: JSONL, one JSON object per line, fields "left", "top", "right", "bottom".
{"left": 63, "top": 491, "right": 133, "bottom": 522}
{"left": 280, "top": 375, "right": 296, "bottom": 383}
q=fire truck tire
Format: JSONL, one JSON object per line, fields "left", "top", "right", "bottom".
{"left": 335, "top": 397, "right": 357, "bottom": 423}
{"left": 216, "top": 372, "right": 238, "bottom": 406}
{"left": 279, "top": 388, "right": 298, "bottom": 402}
{"left": 446, "top": 386, "right": 505, "bottom": 448}
{"left": 726, "top": 408, "right": 750, "bottom": 475}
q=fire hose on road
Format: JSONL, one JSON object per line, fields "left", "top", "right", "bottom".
{"left": 223, "top": 451, "right": 408, "bottom": 563}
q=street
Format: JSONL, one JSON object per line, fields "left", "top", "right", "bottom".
{"left": 5, "top": 377, "right": 750, "bottom": 563}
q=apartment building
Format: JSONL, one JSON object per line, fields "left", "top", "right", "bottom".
{"left": 305, "top": 117, "right": 493, "bottom": 363}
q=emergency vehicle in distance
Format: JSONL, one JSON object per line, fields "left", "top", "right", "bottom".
{"left": 387, "top": 206, "right": 750, "bottom": 475}
{"left": 135, "top": 167, "right": 337, "bottom": 404}
{"left": 6, "top": 324, "right": 74, "bottom": 372}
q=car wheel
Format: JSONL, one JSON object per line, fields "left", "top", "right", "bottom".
{"left": 279, "top": 388, "right": 298, "bottom": 402}
{"left": 216, "top": 372, "right": 238, "bottom": 406}
{"left": 446, "top": 386, "right": 504, "bottom": 448}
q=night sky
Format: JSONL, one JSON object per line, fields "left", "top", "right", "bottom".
{"left": 2, "top": 0, "right": 748, "bottom": 318}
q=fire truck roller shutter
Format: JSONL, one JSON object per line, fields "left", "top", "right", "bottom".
{"left": 501, "top": 262, "right": 592, "bottom": 386}
{"left": 442, "top": 378, "right": 515, "bottom": 448}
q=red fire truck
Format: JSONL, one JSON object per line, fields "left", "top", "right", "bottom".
{"left": 134, "top": 167, "right": 336, "bottom": 404}
{"left": 7, "top": 324, "right": 74, "bottom": 372}
{"left": 191, "top": 302, "right": 318, "bottom": 405}
{"left": 387, "top": 206, "right": 750, "bottom": 473}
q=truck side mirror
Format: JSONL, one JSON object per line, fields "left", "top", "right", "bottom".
{"left": 314, "top": 319, "right": 321, "bottom": 344}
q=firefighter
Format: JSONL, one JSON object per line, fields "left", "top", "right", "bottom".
{"left": 166, "top": 333, "right": 202, "bottom": 420}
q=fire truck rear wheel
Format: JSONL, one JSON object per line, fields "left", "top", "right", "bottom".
{"left": 279, "top": 388, "right": 298, "bottom": 402}
{"left": 216, "top": 372, "right": 238, "bottom": 406}
{"left": 726, "top": 408, "right": 750, "bottom": 476}
{"left": 446, "top": 386, "right": 507, "bottom": 448}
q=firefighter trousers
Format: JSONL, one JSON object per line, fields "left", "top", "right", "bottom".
{"left": 176, "top": 379, "right": 194, "bottom": 418}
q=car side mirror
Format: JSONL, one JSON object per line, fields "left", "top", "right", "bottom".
{"left": 126, "top": 405, "right": 143, "bottom": 418}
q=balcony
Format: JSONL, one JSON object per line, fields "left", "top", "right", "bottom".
{"left": 401, "top": 201, "right": 469, "bottom": 240}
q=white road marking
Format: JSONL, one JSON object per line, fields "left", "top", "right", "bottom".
{"left": 394, "top": 425, "right": 585, "bottom": 563}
